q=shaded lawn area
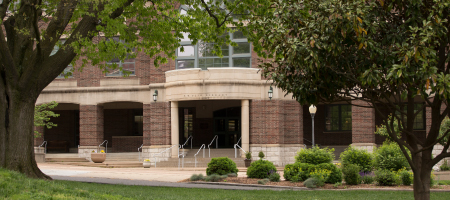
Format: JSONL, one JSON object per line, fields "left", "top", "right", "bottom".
{"left": 1, "top": 168, "right": 449, "bottom": 200}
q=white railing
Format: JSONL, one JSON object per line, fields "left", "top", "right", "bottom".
{"left": 39, "top": 141, "right": 47, "bottom": 154}
{"left": 234, "top": 137, "right": 246, "bottom": 158}
{"left": 180, "top": 135, "right": 193, "bottom": 149}
{"left": 99, "top": 140, "right": 108, "bottom": 153}
{"left": 153, "top": 144, "right": 179, "bottom": 168}
{"left": 178, "top": 152, "right": 185, "bottom": 169}
{"left": 194, "top": 144, "right": 206, "bottom": 168}
{"left": 138, "top": 144, "right": 144, "bottom": 162}
{"left": 208, "top": 135, "right": 218, "bottom": 157}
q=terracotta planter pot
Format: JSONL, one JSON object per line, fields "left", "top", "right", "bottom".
{"left": 143, "top": 162, "right": 151, "bottom": 168}
{"left": 91, "top": 153, "right": 106, "bottom": 163}
{"left": 244, "top": 160, "right": 252, "bottom": 167}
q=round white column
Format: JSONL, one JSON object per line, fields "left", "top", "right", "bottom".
{"left": 241, "top": 100, "right": 250, "bottom": 155}
{"left": 171, "top": 101, "right": 179, "bottom": 158}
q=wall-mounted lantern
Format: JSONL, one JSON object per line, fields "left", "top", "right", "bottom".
{"left": 153, "top": 90, "right": 158, "bottom": 102}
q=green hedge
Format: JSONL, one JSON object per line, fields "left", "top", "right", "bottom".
{"left": 206, "top": 157, "right": 238, "bottom": 176}
{"left": 295, "top": 146, "right": 335, "bottom": 165}
{"left": 283, "top": 162, "right": 342, "bottom": 184}
{"left": 340, "top": 146, "right": 373, "bottom": 172}
{"left": 374, "top": 142, "right": 409, "bottom": 171}
{"left": 246, "top": 160, "right": 277, "bottom": 179}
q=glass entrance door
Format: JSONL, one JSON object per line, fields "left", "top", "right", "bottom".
{"left": 213, "top": 107, "right": 241, "bottom": 148}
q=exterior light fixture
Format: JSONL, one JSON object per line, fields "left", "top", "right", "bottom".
{"left": 268, "top": 86, "right": 273, "bottom": 100}
{"left": 153, "top": 90, "right": 158, "bottom": 102}
{"left": 309, "top": 105, "right": 317, "bottom": 147}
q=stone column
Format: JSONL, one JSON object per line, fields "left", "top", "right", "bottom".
{"left": 351, "top": 100, "right": 376, "bottom": 152}
{"left": 78, "top": 105, "right": 105, "bottom": 159}
{"left": 171, "top": 101, "right": 179, "bottom": 158}
{"left": 241, "top": 100, "right": 250, "bottom": 155}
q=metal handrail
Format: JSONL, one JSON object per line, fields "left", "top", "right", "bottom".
{"left": 153, "top": 144, "right": 179, "bottom": 168}
{"left": 138, "top": 144, "right": 144, "bottom": 162}
{"left": 180, "top": 135, "right": 193, "bottom": 149}
{"left": 178, "top": 153, "right": 185, "bottom": 169}
{"left": 234, "top": 143, "right": 246, "bottom": 158}
{"left": 207, "top": 135, "right": 218, "bottom": 157}
{"left": 236, "top": 137, "right": 242, "bottom": 146}
{"left": 194, "top": 144, "right": 206, "bottom": 168}
{"left": 99, "top": 140, "right": 108, "bottom": 153}
{"left": 303, "top": 138, "right": 320, "bottom": 148}
{"left": 39, "top": 141, "right": 47, "bottom": 154}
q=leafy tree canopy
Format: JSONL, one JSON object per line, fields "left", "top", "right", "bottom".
{"left": 33, "top": 101, "right": 59, "bottom": 138}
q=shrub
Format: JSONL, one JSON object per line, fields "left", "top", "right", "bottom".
{"left": 206, "top": 157, "right": 238, "bottom": 176}
{"left": 190, "top": 174, "right": 204, "bottom": 181}
{"left": 257, "top": 179, "right": 269, "bottom": 185}
{"left": 399, "top": 170, "right": 412, "bottom": 186}
{"left": 227, "top": 173, "right": 237, "bottom": 177}
{"left": 205, "top": 174, "right": 227, "bottom": 182}
{"left": 247, "top": 160, "right": 277, "bottom": 178}
{"left": 440, "top": 160, "right": 450, "bottom": 171}
{"left": 316, "top": 163, "right": 343, "bottom": 184}
{"left": 283, "top": 162, "right": 315, "bottom": 181}
{"left": 295, "top": 146, "right": 335, "bottom": 165}
{"left": 374, "top": 142, "right": 410, "bottom": 171}
{"left": 258, "top": 151, "right": 265, "bottom": 159}
{"left": 309, "top": 169, "right": 331, "bottom": 187}
{"left": 375, "top": 169, "right": 397, "bottom": 186}
{"left": 360, "top": 172, "right": 374, "bottom": 184}
{"left": 245, "top": 151, "right": 252, "bottom": 160}
{"left": 342, "top": 164, "right": 361, "bottom": 185}
{"left": 304, "top": 177, "right": 320, "bottom": 188}
{"left": 340, "top": 146, "right": 373, "bottom": 172}
{"left": 268, "top": 170, "right": 281, "bottom": 182}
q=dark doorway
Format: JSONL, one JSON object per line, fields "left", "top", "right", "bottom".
{"left": 213, "top": 107, "right": 241, "bottom": 148}
{"left": 179, "top": 107, "right": 195, "bottom": 146}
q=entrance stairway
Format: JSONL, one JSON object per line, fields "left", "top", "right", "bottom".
{"left": 154, "top": 148, "right": 245, "bottom": 168}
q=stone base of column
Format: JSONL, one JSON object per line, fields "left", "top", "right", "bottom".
{"left": 35, "top": 153, "right": 46, "bottom": 163}
{"left": 351, "top": 143, "right": 377, "bottom": 153}
{"left": 34, "top": 147, "right": 45, "bottom": 154}
{"left": 78, "top": 146, "right": 105, "bottom": 160}
{"left": 142, "top": 145, "right": 173, "bottom": 164}
{"left": 249, "top": 144, "right": 305, "bottom": 166}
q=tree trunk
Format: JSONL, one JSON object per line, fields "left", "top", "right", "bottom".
{"left": 0, "top": 89, "right": 51, "bottom": 179}
{"left": 412, "top": 152, "right": 432, "bottom": 200}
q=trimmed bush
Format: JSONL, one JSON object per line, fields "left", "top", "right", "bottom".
{"left": 257, "top": 179, "right": 269, "bottom": 185}
{"left": 283, "top": 162, "right": 315, "bottom": 181}
{"left": 374, "top": 142, "right": 409, "bottom": 171}
{"left": 309, "top": 168, "right": 330, "bottom": 187}
{"left": 268, "top": 170, "right": 281, "bottom": 182}
{"left": 342, "top": 164, "right": 361, "bottom": 185}
{"left": 227, "top": 173, "right": 237, "bottom": 177}
{"left": 360, "top": 172, "right": 374, "bottom": 184}
{"left": 258, "top": 151, "right": 265, "bottom": 159}
{"left": 304, "top": 177, "right": 320, "bottom": 188}
{"left": 340, "top": 146, "right": 373, "bottom": 172}
{"left": 295, "top": 146, "right": 335, "bottom": 165}
{"left": 440, "top": 160, "right": 450, "bottom": 171}
{"left": 317, "top": 163, "right": 343, "bottom": 184}
{"left": 190, "top": 174, "right": 204, "bottom": 181}
{"left": 247, "top": 160, "right": 277, "bottom": 178}
{"left": 374, "top": 169, "right": 397, "bottom": 186}
{"left": 205, "top": 174, "right": 227, "bottom": 182}
{"left": 399, "top": 170, "right": 412, "bottom": 186}
{"left": 206, "top": 157, "right": 238, "bottom": 176}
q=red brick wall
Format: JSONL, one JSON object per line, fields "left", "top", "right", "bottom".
{"left": 112, "top": 136, "right": 143, "bottom": 152}
{"left": 80, "top": 105, "right": 104, "bottom": 146}
{"left": 303, "top": 105, "right": 352, "bottom": 146}
{"left": 250, "top": 100, "right": 302, "bottom": 144}
{"left": 143, "top": 102, "right": 171, "bottom": 145}
{"left": 352, "top": 100, "right": 376, "bottom": 143}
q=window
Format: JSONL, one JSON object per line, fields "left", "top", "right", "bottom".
{"left": 105, "top": 37, "right": 136, "bottom": 76}
{"left": 51, "top": 40, "right": 74, "bottom": 79}
{"left": 397, "top": 104, "right": 425, "bottom": 130}
{"left": 325, "top": 105, "right": 352, "bottom": 131}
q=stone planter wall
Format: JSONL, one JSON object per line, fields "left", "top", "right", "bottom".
{"left": 249, "top": 144, "right": 305, "bottom": 166}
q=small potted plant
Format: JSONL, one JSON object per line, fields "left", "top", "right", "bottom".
{"left": 91, "top": 150, "right": 106, "bottom": 163}
{"left": 143, "top": 159, "right": 151, "bottom": 168}
{"left": 244, "top": 151, "right": 252, "bottom": 167}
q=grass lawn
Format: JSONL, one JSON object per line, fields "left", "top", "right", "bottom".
{"left": 1, "top": 168, "right": 449, "bottom": 200}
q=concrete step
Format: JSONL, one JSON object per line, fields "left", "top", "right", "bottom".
{"left": 53, "top": 161, "right": 143, "bottom": 168}
{"left": 45, "top": 158, "right": 89, "bottom": 162}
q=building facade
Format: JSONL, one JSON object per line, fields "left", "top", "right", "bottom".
{"left": 34, "top": 30, "right": 441, "bottom": 167}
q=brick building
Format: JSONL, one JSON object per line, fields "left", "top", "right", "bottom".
{"left": 33, "top": 26, "right": 435, "bottom": 167}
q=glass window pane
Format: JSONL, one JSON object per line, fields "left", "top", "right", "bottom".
{"left": 233, "top": 30, "right": 246, "bottom": 39}
{"left": 233, "top": 42, "right": 250, "bottom": 54}
{"left": 326, "top": 105, "right": 339, "bottom": 131}
{"left": 233, "top": 58, "right": 250, "bottom": 68}
{"left": 57, "top": 66, "right": 74, "bottom": 78}
{"left": 178, "top": 46, "right": 195, "bottom": 57}
{"left": 198, "top": 43, "right": 228, "bottom": 57}
{"left": 177, "top": 60, "right": 195, "bottom": 69}
{"left": 106, "top": 64, "right": 121, "bottom": 76}
{"left": 180, "top": 32, "right": 190, "bottom": 41}
{"left": 122, "top": 63, "right": 135, "bottom": 75}
{"left": 228, "top": 120, "right": 236, "bottom": 131}
{"left": 341, "top": 105, "right": 352, "bottom": 131}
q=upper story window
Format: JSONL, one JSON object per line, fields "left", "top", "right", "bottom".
{"left": 396, "top": 104, "right": 425, "bottom": 130}
{"left": 325, "top": 104, "right": 352, "bottom": 131}
{"left": 176, "top": 30, "right": 251, "bottom": 70}
{"left": 106, "top": 37, "right": 136, "bottom": 77}
{"left": 50, "top": 39, "right": 74, "bottom": 79}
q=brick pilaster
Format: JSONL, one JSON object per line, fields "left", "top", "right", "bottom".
{"left": 250, "top": 100, "right": 291, "bottom": 144}
{"left": 351, "top": 100, "right": 376, "bottom": 143}
{"left": 144, "top": 102, "right": 171, "bottom": 145}
{"left": 284, "top": 101, "right": 303, "bottom": 144}
{"left": 33, "top": 126, "right": 45, "bottom": 147}
{"left": 79, "top": 105, "right": 104, "bottom": 146}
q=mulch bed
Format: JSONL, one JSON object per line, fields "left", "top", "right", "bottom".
{"left": 180, "top": 177, "right": 450, "bottom": 190}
